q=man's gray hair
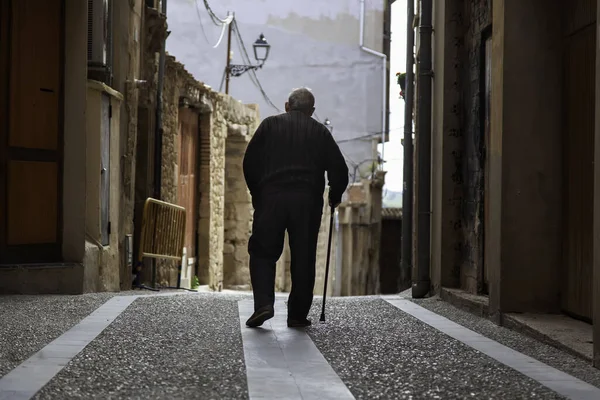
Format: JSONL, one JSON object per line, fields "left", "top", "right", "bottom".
{"left": 288, "top": 87, "right": 315, "bottom": 111}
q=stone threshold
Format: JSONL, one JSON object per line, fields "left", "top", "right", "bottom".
{"left": 0, "top": 263, "right": 84, "bottom": 295}
{"left": 0, "top": 263, "right": 81, "bottom": 269}
{"left": 440, "top": 287, "right": 593, "bottom": 363}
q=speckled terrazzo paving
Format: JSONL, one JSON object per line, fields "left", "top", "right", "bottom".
{"left": 0, "top": 293, "right": 116, "bottom": 378}
{"left": 306, "top": 297, "right": 566, "bottom": 400}
{"left": 0, "top": 293, "right": 598, "bottom": 399}
{"left": 32, "top": 294, "right": 248, "bottom": 400}
{"left": 409, "top": 295, "right": 600, "bottom": 390}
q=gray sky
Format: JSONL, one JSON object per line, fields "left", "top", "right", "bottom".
{"left": 379, "top": 0, "right": 406, "bottom": 193}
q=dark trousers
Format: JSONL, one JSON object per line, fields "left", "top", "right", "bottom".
{"left": 248, "top": 190, "right": 323, "bottom": 319}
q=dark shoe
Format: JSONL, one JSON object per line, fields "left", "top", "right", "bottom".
{"left": 287, "top": 317, "right": 311, "bottom": 328}
{"left": 246, "top": 305, "right": 274, "bottom": 328}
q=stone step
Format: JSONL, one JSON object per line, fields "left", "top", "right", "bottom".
{"left": 0, "top": 263, "right": 84, "bottom": 295}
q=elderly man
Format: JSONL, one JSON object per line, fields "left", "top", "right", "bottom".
{"left": 243, "top": 87, "right": 349, "bottom": 328}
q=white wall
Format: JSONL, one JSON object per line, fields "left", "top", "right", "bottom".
{"left": 166, "top": 0, "right": 386, "bottom": 173}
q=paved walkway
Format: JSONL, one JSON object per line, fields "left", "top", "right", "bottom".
{"left": 0, "top": 292, "right": 599, "bottom": 399}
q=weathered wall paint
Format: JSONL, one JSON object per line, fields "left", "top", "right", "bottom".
{"left": 166, "top": 0, "right": 387, "bottom": 170}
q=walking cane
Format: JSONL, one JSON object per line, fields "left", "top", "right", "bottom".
{"left": 320, "top": 206, "right": 336, "bottom": 323}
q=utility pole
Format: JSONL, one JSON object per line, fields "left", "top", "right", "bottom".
{"left": 225, "top": 12, "right": 233, "bottom": 95}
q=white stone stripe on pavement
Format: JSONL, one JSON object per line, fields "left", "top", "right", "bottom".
{"left": 385, "top": 298, "right": 600, "bottom": 400}
{"left": 0, "top": 295, "right": 139, "bottom": 400}
{"left": 238, "top": 300, "right": 355, "bottom": 400}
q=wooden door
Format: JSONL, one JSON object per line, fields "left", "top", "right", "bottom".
{"left": 0, "top": 0, "right": 63, "bottom": 263}
{"left": 177, "top": 107, "right": 199, "bottom": 264}
{"left": 562, "top": 0, "right": 596, "bottom": 321}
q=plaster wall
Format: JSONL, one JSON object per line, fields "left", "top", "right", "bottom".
{"left": 62, "top": 0, "right": 88, "bottom": 264}
{"left": 84, "top": 82, "right": 123, "bottom": 292}
{"left": 166, "top": 0, "right": 387, "bottom": 169}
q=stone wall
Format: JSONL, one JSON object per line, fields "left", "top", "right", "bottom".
{"left": 213, "top": 96, "right": 259, "bottom": 290}
{"left": 132, "top": 5, "right": 165, "bottom": 287}
{"left": 223, "top": 124, "right": 253, "bottom": 290}
{"left": 459, "top": 0, "right": 491, "bottom": 293}
{"left": 314, "top": 189, "right": 337, "bottom": 297}
{"left": 114, "top": 0, "right": 144, "bottom": 290}
{"left": 338, "top": 172, "right": 385, "bottom": 296}
{"left": 151, "top": 55, "right": 259, "bottom": 290}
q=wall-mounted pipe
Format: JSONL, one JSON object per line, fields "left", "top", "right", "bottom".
{"left": 401, "top": 1, "right": 415, "bottom": 291}
{"left": 153, "top": 0, "right": 168, "bottom": 200}
{"left": 413, "top": 0, "right": 432, "bottom": 298}
{"left": 359, "top": 0, "right": 388, "bottom": 161}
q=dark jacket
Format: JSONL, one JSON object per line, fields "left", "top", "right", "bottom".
{"left": 243, "top": 111, "right": 349, "bottom": 205}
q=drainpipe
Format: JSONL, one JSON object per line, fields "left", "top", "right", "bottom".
{"left": 359, "top": 0, "right": 388, "bottom": 162}
{"left": 412, "top": 0, "right": 432, "bottom": 298}
{"left": 401, "top": 1, "right": 415, "bottom": 291}
{"left": 153, "top": 0, "right": 168, "bottom": 200}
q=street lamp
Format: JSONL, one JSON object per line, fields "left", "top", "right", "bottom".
{"left": 323, "top": 118, "right": 333, "bottom": 133}
{"left": 226, "top": 33, "right": 272, "bottom": 83}
{"left": 253, "top": 34, "right": 271, "bottom": 64}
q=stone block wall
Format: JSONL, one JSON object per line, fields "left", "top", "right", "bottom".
{"left": 215, "top": 97, "right": 259, "bottom": 290}
{"left": 223, "top": 125, "right": 253, "bottom": 290}
{"left": 148, "top": 55, "right": 259, "bottom": 290}
{"left": 132, "top": 4, "right": 166, "bottom": 287}
{"left": 459, "top": 0, "right": 491, "bottom": 293}
{"left": 337, "top": 171, "right": 385, "bottom": 296}
{"left": 314, "top": 188, "right": 337, "bottom": 297}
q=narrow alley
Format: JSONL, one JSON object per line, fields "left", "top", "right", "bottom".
{"left": 1, "top": 291, "right": 599, "bottom": 399}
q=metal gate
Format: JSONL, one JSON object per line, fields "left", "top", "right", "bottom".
{"left": 562, "top": 0, "right": 596, "bottom": 321}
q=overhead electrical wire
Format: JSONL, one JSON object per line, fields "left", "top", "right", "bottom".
{"left": 231, "top": 18, "right": 283, "bottom": 113}
{"left": 196, "top": 3, "right": 364, "bottom": 178}
{"left": 198, "top": 1, "right": 375, "bottom": 174}
{"left": 202, "top": 0, "right": 231, "bottom": 25}
{"left": 195, "top": 0, "right": 233, "bottom": 48}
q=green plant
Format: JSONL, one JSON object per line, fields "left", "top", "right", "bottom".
{"left": 396, "top": 72, "right": 406, "bottom": 99}
{"left": 191, "top": 275, "right": 200, "bottom": 290}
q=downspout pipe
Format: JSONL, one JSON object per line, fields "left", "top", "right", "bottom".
{"left": 412, "top": 0, "right": 432, "bottom": 298}
{"left": 359, "top": 0, "right": 388, "bottom": 161}
{"left": 401, "top": 0, "right": 415, "bottom": 292}
{"left": 153, "top": 0, "right": 168, "bottom": 200}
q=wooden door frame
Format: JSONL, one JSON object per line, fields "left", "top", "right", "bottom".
{"left": 192, "top": 111, "right": 201, "bottom": 275}
{"left": 0, "top": 0, "right": 65, "bottom": 264}
{"left": 179, "top": 105, "right": 200, "bottom": 259}
{"left": 0, "top": 0, "right": 10, "bottom": 260}
{"left": 479, "top": 25, "right": 492, "bottom": 295}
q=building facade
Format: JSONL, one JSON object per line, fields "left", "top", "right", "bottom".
{"left": 166, "top": 0, "right": 392, "bottom": 178}
{"left": 0, "top": 0, "right": 144, "bottom": 293}
{"left": 411, "top": 0, "right": 599, "bottom": 368}
{"left": 0, "top": 0, "right": 260, "bottom": 295}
